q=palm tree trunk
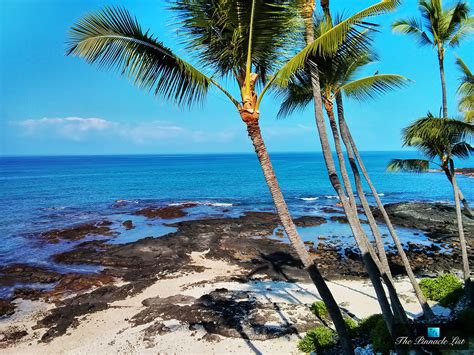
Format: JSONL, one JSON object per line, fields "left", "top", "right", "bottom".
{"left": 244, "top": 117, "right": 354, "bottom": 354}
{"left": 320, "top": 0, "right": 331, "bottom": 19}
{"left": 449, "top": 160, "right": 471, "bottom": 295}
{"left": 307, "top": 61, "right": 401, "bottom": 337}
{"left": 323, "top": 96, "right": 409, "bottom": 326}
{"left": 300, "top": 1, "right": 412, "bottom": 337}
{"left": 438, "top": 47, "right": 448, "bottom": 118}
{"left": 325, "top": 98, "right": 390, "bottom": 272}
{"left": 458, "top": 189, "right": 473, "bottom": 217}
{"left": 323, "top": 99, "right": 355, "bottom": 206}
{"left": 442, "top": 168, "right": 473, "bottom": 217}
{"left": 336, "top": 93, "right": 435, "bottom": 319}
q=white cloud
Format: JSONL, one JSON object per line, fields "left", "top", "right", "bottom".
{"left": 119, "top": 121, "right": 184, "bottom": 144}
{"left": 14, "top": 117, "right": 238, "bottom": 145}
{"left": 18, "top": 117, "right": 116, "bottom": 141}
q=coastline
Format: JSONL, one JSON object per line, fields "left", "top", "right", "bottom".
{"left": 0, "top": 251, "right": 447, "bottom": 355}
{"left": 1, "top": 201, "right": 472, "bottom": 352}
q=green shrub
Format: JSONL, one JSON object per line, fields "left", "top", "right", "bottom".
{"left": 357, "top": 314, "right": 384, "bottom": 335}
{"left": 356, "top": 314, "right": 393, "bottom": 353}
{"left": 343, "top": 316, "right": 358, "bottom": 336}
{"left": 370, "top": 316, "right": 393, "bottom": 353}
{"left": 310, "top": 301, "right": 329, "bottom": 319}
{"left": 297, "top": 327, "right": 336, "bottom": 353}
{"left": 419, "top": 274, "right": 463, "bottom": 306}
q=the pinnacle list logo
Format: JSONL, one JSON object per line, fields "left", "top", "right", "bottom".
{"left": 427, "top": 327, "right": 441, "bottom": 338}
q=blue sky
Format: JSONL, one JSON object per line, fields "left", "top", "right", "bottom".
{"left": 0, "top": 0, "right": 472, "bottom": 156}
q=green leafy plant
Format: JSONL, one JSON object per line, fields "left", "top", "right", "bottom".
{"left": 343, "top": 316, "right": 358, "bottom": 336}
{"left": 356, "top": 314, "right": 393, "bottom": 353}
{"left": 310, "top": 300, "right": 329, "bottom": 319}
{"left": 419, "top": 274, "right": 464, "bottom": 306}
{"left": 370, "top": 316, "right": 393, "bottom": 353}
{"left": 357, "top": 313, "right": 383, "bottom": 335}
{"left": 297, "top": 327, "right": 337, "bottom": 353}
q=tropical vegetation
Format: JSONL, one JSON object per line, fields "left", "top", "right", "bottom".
{"left": 388, "top": 116, "right": 473, "bottom": 293}
{"left": 277, "top": 14, "right": 435, "bottom": 319}
{"left": 456, "top": 56, "right": 474, "bottom": 122}
{"left": 392, "top": 0, "right": 473, "bottom": 118}
{"left": 419, "top": 273, "right": 464, "bottom": 306}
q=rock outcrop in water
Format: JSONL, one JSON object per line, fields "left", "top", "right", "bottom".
{"left": 37, "top": 220, "right": 116, "bottom": 243}
{"left": 373, "top": 202, "right": 474, "bottom": 243}
{"left": 0, "top": 203, "right": 469, "bottom": 343}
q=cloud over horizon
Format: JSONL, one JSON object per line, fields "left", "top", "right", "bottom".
{"left": 17, "top": 117, "right": 115, "bottom": 141}
{"left": 13, "top": 117, "right": 239, "bottom": 146}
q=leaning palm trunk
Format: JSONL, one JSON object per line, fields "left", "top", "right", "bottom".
{"left": 336, "top": 93, "right": 435, "bottom": 319}
{"left": 322, "top": 97, "right": 410, "bottom": 325}
{"left": 324, "top": 99, "right": 391, "bottom": 273}
{"left": 449, "top": 160, "right": 471, "bottom": 297}
{"left": 243, "top": 115, "right": 354, "bottom": 354}
{"left": 442, "top": 168, "right": 473, "bottom": 217}
{"left": 458, "top": 189, "right": 473, "bottom": 217}
{"left": 309, "top": 64, "right": 400, "bottom": 336}
{"left": 301, "top": 1, "right": 410, "bottom": 336}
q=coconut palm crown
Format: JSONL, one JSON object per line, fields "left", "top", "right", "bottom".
{"left": 388, "top": 116, "right": 473, "bottom": 290}
{"left": 276, "top": 16, "right": 409, "bottom": 117}
{"left": 387, "top": 115, "right": 474, "bottom": 173}
{"left": 67, "top": 1, "right": 400, "bottom": 114}
{"left": 392, "top": 0, "right": 473, "bottom": 117}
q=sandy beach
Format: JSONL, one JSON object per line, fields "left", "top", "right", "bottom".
{"left": 1, "top": 249, "right": 448, "bottom": 355}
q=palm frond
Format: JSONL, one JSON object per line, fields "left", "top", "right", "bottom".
{"left": 339, "top": 74, "right": 410, "bottom": 101}
{"left": 448, "top": 16, "right": 474, "bottom": 47}
{"left": 451, "top": 141, "right": 474, "bottom": 158}
{"left": 459, "top": 94, "right": 474, "bottom": 111}
{"left": 455, "top": 56, "right": 474, "bottom": 96}
{"left": 402, "top": 117, "right": 474, "bottom": 159}
{"left": 387, "top": 159, "right": 430, "bottom": 173}
{"left": 273, "top": 0, "right": 401, "bottom": 87}
{"left": 276, "top": 71, "right": 313, "bottom": 117}
{"left": 444, "top": 1, "right": 471, "bottom": 44}
{"left": 455, "top": 55, "right": 473, "bottom": 79}
{"left": 464, "top": 110, "right": 474, "bottom": 123}
{"left": 398, "top": 0, "right": 471, "bottom": 48}
{"left": 391, "top": 17, "right": 433, "bottom": 46}
{"left": 67, "top": 6, "right": 211, "bottom": 106}
{"left": 171, "top": 0, "right": 301, "bottom": 84}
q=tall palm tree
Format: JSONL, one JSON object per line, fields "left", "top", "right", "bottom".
{"left": 277, "top": 27, "right": 435, "bottom": 319}
{"left": 455, "top": 56, "right": 474, "bottom": 123}
{"left": 67, "top": 1, "right": 398, "bottom": 352}
{"left": 392, "top": 0, "right": 472, "bottom": 118}
{"left": 294, "top": 1, "right": 414, "bottom": 338}
{"left": 388, "top": 117, "right": 473, "bottom": 293}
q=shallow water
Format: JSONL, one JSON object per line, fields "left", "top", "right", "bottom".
{"left": 0, "top": 152, "right": 472, "bottom": 297}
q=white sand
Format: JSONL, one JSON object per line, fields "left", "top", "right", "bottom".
{"left": 0, "top": 251, "right": 443, "bottom": 355}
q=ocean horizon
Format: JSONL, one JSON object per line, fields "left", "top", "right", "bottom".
{"left": 1, "top": 152, "right": 472, "bottom": 293}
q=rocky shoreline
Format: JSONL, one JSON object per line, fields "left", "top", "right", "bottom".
{"left": 0, "top": 201, "right": 472, "bottom": 348}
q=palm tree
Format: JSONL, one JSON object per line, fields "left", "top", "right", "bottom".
{"left": 455, "top": 56, "right": 474, "bottom": 123}
{"left": 392, "top": 0, "right": 472, "bottom": 118}
{"left": 294, "top": 1, "right": 414, "bottom": 338}
{"left": 388, "top": 117, "right": 473, "bottom": 293}
{"left": 277, "top": 26, "right": 435, "bottom": 319}
{"left": 67, "top": 1, "right": 399, "bottom": 352}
